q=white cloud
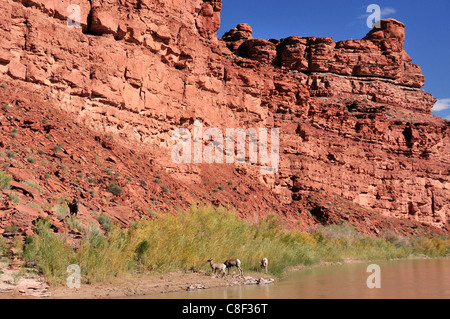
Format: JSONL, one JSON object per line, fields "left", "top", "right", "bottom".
{"left": 380, "top": 7, "right": 396, "bottom": 17}
{"left": 432, "top": 99, "right": 450, "bottom": 112}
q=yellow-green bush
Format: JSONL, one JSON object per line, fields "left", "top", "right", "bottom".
{"left": 0, "top": 170, "right": 11, "bottom": 189}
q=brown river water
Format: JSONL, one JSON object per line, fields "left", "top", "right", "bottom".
{"left": 143, "top": 258, "right": 450, "bottom": 299}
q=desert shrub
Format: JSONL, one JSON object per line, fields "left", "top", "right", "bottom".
{"left": 97, "top": 214, "right": 113, "bottom": 232}
{"left": 53, "top": 203, "right": 69, "bottom": 219}
{"left": 9, "top": 192, "right": 20, "bottom": 203}
{"left": 0, "top": 236, "right": 8, "bottom": 256}
{"left": 0, "top": 170, "right": 11, "bottom": 189}
{"left": 66, "top": 216, "right": 85, "bottom": 232}
{"left": 53, "top": 144, "right": 63, "bottom": 152}
{"left": 315, "top": 223, "right": 361, "bottom": 241}
{"left": 106, "top": 182, "right": 123, "bottom": 195}
{"left": 21, "top": 180, "right": 41, "bottom": 192}
{"left": 10, "top": 128, "right": 18, "bottom": 138}
{"left": 25, "top": 201, "right": 41, "bottom": 209}
{"left": 4, "top": 225, "right": 19, "bottom": 234}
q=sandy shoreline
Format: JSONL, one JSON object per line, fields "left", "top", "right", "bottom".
{"left": 0, "top": 268, "right": 275, "bottom": 299}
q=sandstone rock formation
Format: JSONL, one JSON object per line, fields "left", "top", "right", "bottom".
{"left": 225, "top": 18, "right": 433, "bottom": 112}
{"left": 0, "top": 0, "right": 448, "bottom": 236}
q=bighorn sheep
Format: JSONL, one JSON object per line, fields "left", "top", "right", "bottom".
{"left": 261, "top": 258, "right": 268, "bottom": 274}
{"left": 224, "top": 258, "right": 243, "bottom": 276}
{"left": 207, "top": 258, "right": 226, "bottom": 277}
{"left": 68, "top": 199, "right": 79, "bottom": 217}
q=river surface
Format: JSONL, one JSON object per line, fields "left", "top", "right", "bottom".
{"left": 144, "top": 258, "right": 450, "bottom": 299}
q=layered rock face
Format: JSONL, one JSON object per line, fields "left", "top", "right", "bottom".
{"left": 0, "top": 0, "right": 448, "bottom": 232}
{"left": 225, "top": 19, "right": 434, "bottom": 112}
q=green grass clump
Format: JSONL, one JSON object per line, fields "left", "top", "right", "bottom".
{"left": 21, "top": 180, "right": 41, "bottom": 192}
{"left": 53, "top": 144, "right": 64, "bottom": 153}
{"left": 106, "top": 182, "right": 123, "bottom": 196}
{"left": 10, "top": 128, "right": 18, "bottom": 138}
{"left": 66, "top": 216, "right": 85, "bottom": 232}
{"left": 53, "top": 203, "right": 69, "bottom": 219}
{"left": 0, "top": 236, "right": 8, "bottom": 256}
{"left": 9, "top": 192, "right": 20, "bottom": 204}
{"left": 4, "top": 225, "right": 20, "bottom": 234}
{"left": 25, "top": 201, "right": 41, "bottom": 210}
{"left": 0, "top": 170, "right": 12, "bottom": 189}
{"left": 22, "top": 205, "right": 450, "bottom": 286}
{"left": 97, "top": 214, "right": 113, "bottom": 232}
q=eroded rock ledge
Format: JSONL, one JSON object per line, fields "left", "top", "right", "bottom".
{"left": 223, "top": 19, "right": 434, "bottom": 113}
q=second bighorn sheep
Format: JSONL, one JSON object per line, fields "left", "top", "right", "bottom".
{"left": 207, "top": 258, "right": 226, "bottom": 277}
{"left": 261, "top": 258, "right": 268, "bottom": 274}
{"left": 224, "top": 258, "right": 243, "bottom": 276}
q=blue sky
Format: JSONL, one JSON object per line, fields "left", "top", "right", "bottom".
{"left": 218, "top": 0, "right": 450, "bottom": 120}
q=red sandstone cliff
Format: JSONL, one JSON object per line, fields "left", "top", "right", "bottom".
{"left": 0, "top": 0, "right": 448, "bottom": 236}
